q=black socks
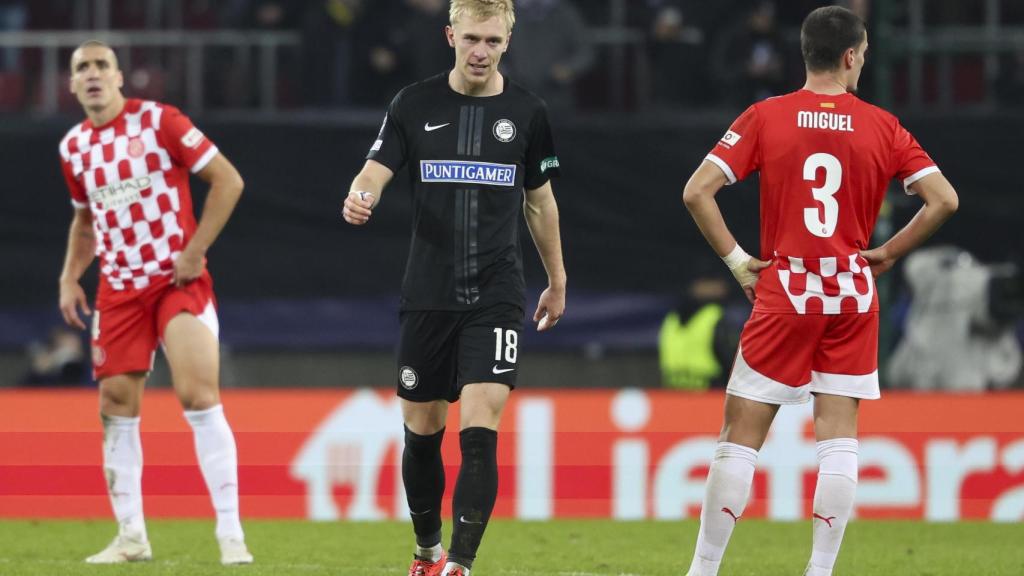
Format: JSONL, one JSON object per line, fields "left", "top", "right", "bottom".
{"left": 403, "top": 426, "right": 446, "bottom": 548}
{"left": 448, "top": 427, "right": 499, "bottom": 569}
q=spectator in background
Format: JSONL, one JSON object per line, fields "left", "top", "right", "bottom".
{"left": 0, "top": 0, "right": 27, "bottom": 71}
{"left": 350, "top": 1, "right": 413, "bottom": 105}
{"left": 888, "top": 246, "right": 1023, "bottom": 391}
{"left": 502, "top": 0, "right": 594, "bottom": 112}
{"left": 398, "top": 0, "right": 453, "bottom": 80}
{"left": 0, "top": 0, "right": 26, "bottom": 110}
{"left": 643, "top": 0, "right": 709, "bottom": 107}
{"left": 110, "top": 0, "right": 147, "bottom": 29}
{"left": 711, "top": 0, "right": 786, "bottom": 107}
{"left": 776, "top": 1, "right": 869, "bottom": 27}
{"left": 182, "top": 0, "right": 221, "bottom": 29}
{"left": 302, "top": 0, "right": 366, "bottom": 106}
{"left": 350, "top": 0, "right": 453, "bottom": 106}
{"left": 659, "top": 274, "right": 746, "bottom": 390}
{"left": 215, "top": 0, "right": 302, "bottom": 107}
{"left": 27, "top": 0, "right": 74, "bottom": 29}
{"left": 20, "top": 325, "right": 87, "bottom": 386}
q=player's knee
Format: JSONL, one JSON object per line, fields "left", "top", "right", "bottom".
{"left": 719, "top": 421, "right": 769, "bottom": 450}
{"left": 98, "top": 391, "right": 130, "bottom": 414}
{"left": 177, "top": 382, "right": 219, "bottom": 411}
{"left": 405, "top": 415, "right": 446, "bottom": 435}
{"left": 460, "top": 409, "right": 502, "bottom": 431}
{"left": 98, "top": 380, "right": 139, "bottom": 415}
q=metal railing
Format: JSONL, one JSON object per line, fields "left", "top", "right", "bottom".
{"left": 884, "top": 0, "right": 1024, "bottom": 110}
{"left": 5, "top": 5, "right": 1024, "bottom": 117}
{"left": 0, "top": 30, "right": 300, "bottom": 115}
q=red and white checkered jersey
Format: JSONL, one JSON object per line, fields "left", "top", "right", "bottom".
{"left": 706, "top": 90, "right": 939, "bottom": 315}
{"left": 59, "top": 99, "right": 218, "bottom": 292}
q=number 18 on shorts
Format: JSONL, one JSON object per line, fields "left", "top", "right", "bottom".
{"left": 396, "top": 303, "right": 524, "bottom": 402}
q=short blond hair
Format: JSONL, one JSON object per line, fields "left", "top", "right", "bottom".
{"left": 450, "top": 0, "right": 515, "bottom": 32}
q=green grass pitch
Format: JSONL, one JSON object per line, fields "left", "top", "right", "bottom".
{"left": 0, "top": 519, "right": 1021, "bottom": 575}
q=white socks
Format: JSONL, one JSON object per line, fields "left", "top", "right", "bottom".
{"left": 686, "top": 442, "right": 759, "bottom": 576}
{"left": 184, "top": 404, "right": 244, "bottom": 541}
{"left": 101, "top": 414, "right": 147, "bottom": 541}
{"left": 806, "top": 438, "right": 859, "bottom": 576}
{"left": 686, "top": 438, "right": 858, "bottom": 576}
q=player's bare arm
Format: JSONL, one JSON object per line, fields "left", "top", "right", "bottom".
{"left": 860, "top": 172, "right": 959, "bottom": 277}
{"left": 524, "top": 181, "right": 566, "bottom": 331}
{"left": 343, "top": 159, "right": 394, "bottom": 225}
{"left": 683, "top": 160, "right": 771, "bottom": 304}
{"left": 58, "top": 208, "right": 96, "bottom": 330}
{"left": 174, "top": 153, "right": 244, "bottom": 287}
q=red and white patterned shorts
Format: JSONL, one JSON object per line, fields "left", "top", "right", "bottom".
{"left": 727, "top": 311, "right": 880, "bottom": 404}
{"left": 91, "top": 271, "right": 218, "bottom": 380}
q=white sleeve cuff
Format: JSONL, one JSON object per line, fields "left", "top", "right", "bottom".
{"left": 190, "top": 146, "right": 219, "bottom": 174}
{"left": 71, "top": 199, "right": 88, "bottom": 209}
{"left": 705, "top": 154, "right": 737, "bottom": 185}
{"left": 902, "top": 165, "right": 940, "bottom": 195}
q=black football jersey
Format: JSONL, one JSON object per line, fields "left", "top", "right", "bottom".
{"left": 367, "top": 73, "right": 561, "bottom": 311}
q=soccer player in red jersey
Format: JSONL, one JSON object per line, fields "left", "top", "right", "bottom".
{"left": 57, "top": 41, "right": 253, "bottom": 565}
{"left": 681, "top": 7, "right": 957, "bottom": 576}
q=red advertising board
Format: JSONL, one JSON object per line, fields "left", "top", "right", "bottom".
{"left": 1, "top": 389, "right": 1022, "bottom": 521}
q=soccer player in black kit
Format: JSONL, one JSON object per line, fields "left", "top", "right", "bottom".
{"left": 341, "top": 1, "right": 566, "bottom": 575}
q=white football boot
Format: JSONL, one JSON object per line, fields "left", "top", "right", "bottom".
{"left": 219, "top": 537, "right": 254, "bottom": 565}
{"left": 85, "top": 533, "right": 152, "bottom": 563}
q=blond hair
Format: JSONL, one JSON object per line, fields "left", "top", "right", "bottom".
{"left": 450, "top": 0, "right": 515, "bottom": 32}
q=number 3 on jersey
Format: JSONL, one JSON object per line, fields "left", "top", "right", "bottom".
{"left": 803, "top": 152, "right": 841, "bottom": 238}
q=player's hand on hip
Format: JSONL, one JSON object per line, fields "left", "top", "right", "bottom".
{"left": 58, "top": 280, "right": 91, "bottom": 330}
{"left": 343, "top": 191, "right": 375, "bottom": 225}
{"left": 173, "top": 248, "right": 205, "bottom": 287}
{"left": 734, "top": 257, "right": 772, "bottom": 304}
{"left": 534, "top": 285, "right": 566, "bottom": 332}
{"left": 859, "top": 247, "right": 895, "bottom": 277}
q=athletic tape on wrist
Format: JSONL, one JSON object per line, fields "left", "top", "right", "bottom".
{"left": 722, "top": 244, "right": 751, "bottom": 270}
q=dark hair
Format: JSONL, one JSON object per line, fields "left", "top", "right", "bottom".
{"left": 800, "top": 6, "right": 866, "bottom": 72}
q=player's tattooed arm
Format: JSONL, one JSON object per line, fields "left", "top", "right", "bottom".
{"left": 343, "top": 160, "right": 394, "bottom": 226}
{"left": 177, "top": 153, "right": 245, "bottom": 287}
{"left": 59, "top": 208, "right": 96, "bottom": 329}
{"left": 524, "top": 181, "right": 566, "bottom": 331}
{"left": 861, "top": 172, "right": 958, "bottom": 277}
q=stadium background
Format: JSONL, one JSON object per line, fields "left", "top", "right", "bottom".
{"left": 1, "top": 0, "right": 1023, "bottom": 551}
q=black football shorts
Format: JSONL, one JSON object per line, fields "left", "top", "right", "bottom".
{"left": 396, "top": 302, "right": 524, "bottom": 402}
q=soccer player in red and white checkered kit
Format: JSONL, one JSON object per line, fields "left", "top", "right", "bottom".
{"left": 682, "top": 7, "right": 958, "bottom": 576}
{"left": 57, "top": 41, "right": 252, "bottom": 565}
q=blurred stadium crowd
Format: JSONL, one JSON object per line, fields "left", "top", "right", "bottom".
{"left": 3, "top": 0, "right": 1024, "bottom": 113}
{"left": 2, "top": 0, "right": 1023, "bottom": 391}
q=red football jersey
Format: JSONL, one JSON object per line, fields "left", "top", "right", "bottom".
{"left": 59, "top": 99, "right": 218, "bottom": 298}
{"left": 707, "top": 90, "right": 938, "bottom": 315}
